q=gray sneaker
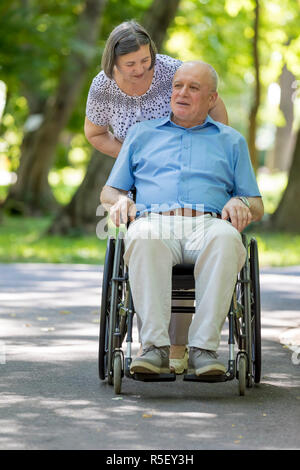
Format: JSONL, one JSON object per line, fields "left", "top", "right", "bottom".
{"left": 188, "top": 347, "right": 226, "bottom": 376}
{"left": 130, "top": 345, "right": 170, "bottom": 374}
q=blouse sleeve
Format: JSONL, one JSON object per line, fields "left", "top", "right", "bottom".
{"left": 85, "top": 72, "right": 110, "bottom": 127}
{"left": 155, "top": 54, "right": 182, "bottom": 83}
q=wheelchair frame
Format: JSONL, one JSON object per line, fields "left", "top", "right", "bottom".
{"left": 98, "top": 230, "right": 261, "bottom": 396}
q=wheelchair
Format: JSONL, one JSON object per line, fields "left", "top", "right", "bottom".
{"left": 98, "top": 219, "right": 261, "bottom": 396}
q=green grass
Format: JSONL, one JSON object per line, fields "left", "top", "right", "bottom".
{"left": 0, "top": 214, "right": 300, "bottom": 267}
{"left": 0, "top": 215, "right": 107, "bottom": 264}
{"left": 0, "top": 170, "right": 299, "bottom": 267}
{"left": 247, "top": 231, "right": 300, "bottom": 268}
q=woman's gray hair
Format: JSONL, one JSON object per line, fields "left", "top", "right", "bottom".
{"left": 101, "top": 21, "right": 157, "bottom": 78}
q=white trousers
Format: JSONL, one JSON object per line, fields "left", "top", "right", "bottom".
{"left": 124, "top": 214, "right": 246, "bottom": 351}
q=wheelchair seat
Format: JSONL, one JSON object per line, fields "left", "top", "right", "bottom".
{"left": 172, "top": 264, "right": 195, "bottom": 290}
{"left": 172, "top": 264, "right": 194, "bottom": 275}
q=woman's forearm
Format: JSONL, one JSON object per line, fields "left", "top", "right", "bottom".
{"left": 88, "top": 131, "right": 122, "bottom": 159}
{"left": 84, "top": 117, "right": 122, "bottom": 158}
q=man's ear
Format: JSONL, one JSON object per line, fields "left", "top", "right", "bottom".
{"left": 209, "top": 91, "right": 219, "bottom": 109}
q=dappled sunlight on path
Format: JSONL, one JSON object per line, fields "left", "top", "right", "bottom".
{"left": 0, "top": 263, "right": 299, "bottom": 450}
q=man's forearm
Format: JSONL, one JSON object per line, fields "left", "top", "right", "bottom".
{"left": 248, "top": 197, "right": 264, "bottom": 222}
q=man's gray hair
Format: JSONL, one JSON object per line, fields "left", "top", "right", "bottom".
{"left": 206, "top": 63, "right": 219, "bottom": 92}
{"left": 180, "top": 61, "right": 219, "bottom": 92}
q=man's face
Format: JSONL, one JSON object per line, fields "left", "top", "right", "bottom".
{"left": 171, "top": 64, "right": 218, "bottom": 128}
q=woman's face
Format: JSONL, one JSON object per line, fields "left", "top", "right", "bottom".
{"left": 114, "top": 44, "right": 152, "bottom": 83}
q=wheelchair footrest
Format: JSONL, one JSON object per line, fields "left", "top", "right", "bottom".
{"left": 183, "top": 373, "right": 229, "bottom": 383}
{"left": 131, "top": 372, "right": 176, "bottom": 382}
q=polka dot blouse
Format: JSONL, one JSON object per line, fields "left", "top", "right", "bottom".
{"left": 85, "top": 54, "right": 182, "bottom": 142}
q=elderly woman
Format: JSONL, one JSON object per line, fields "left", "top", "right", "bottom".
{"left": 85, "top": 20, "right": 228, "bottom": 373}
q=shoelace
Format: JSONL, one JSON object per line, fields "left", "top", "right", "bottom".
{"left": 190, "top": 347, "right": 218, "bottom": 359}
{"left": 142, "top": 345, "right": 169, "bottom": 358}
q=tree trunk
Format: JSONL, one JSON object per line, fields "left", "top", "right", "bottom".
{"left": 142, "top": 0, "right": 181, "bottom": 51}
{"left": 266, "top": 65, "right": 296, "bottom": 172}
{"left": 270, "top": 128, "right": 300, "bottom": 232}
{"left": 2, "top": 0, "right": 106, "bottom": 216}
{"left": 48, "top": 149, "right": 114, "bottom": 234}
{"left": 49, "top": 0, "right": 180, "bottom": 234}
{"left": 248, "top": 0, "right": 260, "bottom": 172}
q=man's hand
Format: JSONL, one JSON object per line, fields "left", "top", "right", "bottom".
{"left": 109, "top": 195, "right": 136, "bottom": 227}
{"left": 221, "top": 198, "right": 252, "bottom": 232}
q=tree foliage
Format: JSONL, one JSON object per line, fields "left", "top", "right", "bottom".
{"left": 1, "top": 0, "right": 300, "bottom": 231}
{"left": 165, "top": 0, "right": 300, "bottom": 135}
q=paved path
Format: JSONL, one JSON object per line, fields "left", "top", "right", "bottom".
{"left": 0, "top": 263, "right": 299, "bottom": 450}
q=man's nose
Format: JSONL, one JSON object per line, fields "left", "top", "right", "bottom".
{"left": 178, "top": 85, "right": 189, "bottom": 96}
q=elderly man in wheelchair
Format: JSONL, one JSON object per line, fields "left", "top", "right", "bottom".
{"left": 100, "top": 61, "right": 264, "bottom": 380}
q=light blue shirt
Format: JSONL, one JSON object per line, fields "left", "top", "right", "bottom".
{"left": 106, "top": 114, "right": 261, "bottom": 215}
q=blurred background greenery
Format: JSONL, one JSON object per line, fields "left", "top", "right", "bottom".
{"left": 0, "top": 0, "right": 300, "bottom": 267}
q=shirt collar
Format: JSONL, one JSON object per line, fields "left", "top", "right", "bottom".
{"left": 155, "top": 113, "right": 222, "bottom": 131}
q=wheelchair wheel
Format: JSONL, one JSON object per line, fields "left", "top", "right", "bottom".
{"left": 113, "top": 352, "right": 123, "bottom": 395}
{"left": 238, "top": 354, "right": 247, "bottom": 396}
{"left": 98, "top": 236, "right": 115, "bottom": 381}
{"left": 234, "top": 234, "right": 253, "bottom": 389}
{"left": 250, "top": 238, "right": 262, "bottom": 384}
{"left": 106, "top": 234, "right": 128, "bottom": 387}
